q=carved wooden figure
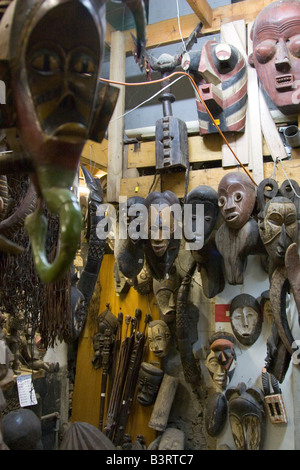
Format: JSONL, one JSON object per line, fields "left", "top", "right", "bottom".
{"left": 153, "top": 265, "right": 181, "bottom": 323}
{"left": 249, "top": 0, "right": 300, "bottom": 115}
{"left": 216, "top": 171, "right": 259, "bottom": 284}
{"left": 147, "top": 320, "right": 171, "bottom": 359}
{"left": 230, "top": 293, "right": 263, "bottom": 346}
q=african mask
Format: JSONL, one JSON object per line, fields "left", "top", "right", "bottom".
{"left": 137, "top": 362, "right": 164, "bottom": 406}
{"left": 92, "top": 304, "right": 118, "bottom": 369}
{"left": 218, "top": 172, "right": 256, "bottom": 230}
{"left": 144, "top": 191, "right": 181, "bottom": 280}
{"left": 189, "top": 40, "right": 248, "bottom": 135}
{"left": 184, "top": 185, "right": 224, "bottom": 298}
{"left": 225, "top": 383, "right": 266, "bottom": 450}
{"left": 259, "top": 196, "right": 298, "bottom": 273}
{"left": 153, "top": 265, "right": 180, "bottom": 323}
{"left": 230, "top": 294, "right": 262, "bottom": 346}
{"left": 147, "top": 320, "right": 171, "bottom": 359}
{"left": 249, "top": 0, "right": 300, "bottom": 115}
{"left": 0, "top": 0, "right": 146, "bottom": 283}
{"left": 205, "top": 331, "right": 237, "bottom": 391}
{"left": 158, "top": 428, "right": 185, "bottom": 451}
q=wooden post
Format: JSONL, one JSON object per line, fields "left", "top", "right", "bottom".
{"left": 107, "top": 31, "right": 126, "bottom": 203}
{"left": 148, "top": 374, "right": 178, "bottom": 432}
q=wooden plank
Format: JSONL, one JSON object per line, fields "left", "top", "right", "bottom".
{"left": 107, "top": 31, "right": 126, "bottom": 202}
{"left": 246, "top": 21, "right": 264, "bottom": 183}
{"left": 81, "top": 139, "right": 108, "bottom": 169}
{"left": 259, "top": 87, "right": 288, "bottom": 162}
{"left": 123, "top": 0, "right": 275, "bottom": 53}
{"left": 185, "top": 0, "right": 213, "bottom": 27}
{"left": 120, "top": 173, "right": 161, "bottom": 198}
{"left": 220, "top": 20, "right": 249, "bottom": 168}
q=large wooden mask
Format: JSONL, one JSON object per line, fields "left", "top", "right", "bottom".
{"left": 205, "top": 331, "right": 237, "bottom": 391}
{"left": 249, "top": 0, "right": 300, "bottom": 115}
{"left": 230, "top": 293, "right": 263, "bottom": 346}
{"left": 190, "top": 40, "right": 248, "bottom": 135}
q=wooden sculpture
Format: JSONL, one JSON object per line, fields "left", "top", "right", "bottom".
{"left": 189, "top": 40, "right": 248, "bottom": 135}
{"left": 225, "top": 382, "right": 266, "bottom": 450}
{"left": 216, "top": 171, "right": 260, "bottom": 285}
{"left": 230, "top": 293, "right": 263, "bottom": 346}
{"left": 184, "top": 185, "right": 224, "bottom": 298}
{"left": 0, "top": 0, "right": 146, "bottom": 283}
{"left": 249, "top": 0, "right": 300, "bottom": 115}
{"left": 144, "top": 190, "right": 181, "bottom": 280}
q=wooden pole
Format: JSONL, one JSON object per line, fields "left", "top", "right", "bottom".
{"left": 148, "top": 374, "right": 178, "bottom": 432}
{"left": 107, "top": 31, "right": 126, "bottom": 203}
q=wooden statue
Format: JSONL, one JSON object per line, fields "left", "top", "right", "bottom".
{"left": 205, "top": 331, "right": 237, "bottom": 391}
{"left": 216, "top": 171, "right": 260, "bottom": 285}
{"left": 189, "top": 40, "right": 248, "bottom": 135}
{"left": 249, "top": 0, "right": 300, "bottom": 115}
{"left": 184, "top": 185, "right": 224, "bottom": 298}
{"left": 137, "top": 362, "right": 164, "bottom": 406}
{"left": 225, "top": 382, "right": 266, "bottom": 450}
{"left": 147, "top": 320, "right": 171, "bottom": 359}
{"left": 144, "top": 191, "right": 181, "bottom": 280}
{"left": 92, "top": 303, "right": 118, "bottom": 369}
{"left": 230, "top": 293, "right": 263, "bottom": 346}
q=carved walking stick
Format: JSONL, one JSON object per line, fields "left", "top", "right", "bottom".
{"left": 99, "top": 329, "right": 113, "bottom": 431}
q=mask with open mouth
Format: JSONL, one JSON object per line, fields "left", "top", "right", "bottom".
{"left": 249, "top": 0, "right": 300, "bottom": 115}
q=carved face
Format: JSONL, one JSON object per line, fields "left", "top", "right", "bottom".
{"left": 249, "top": 0, "right": 300, "bottom": 115}
{"left": 153, "top": 266, "right": 180, "bottom": 321}
{"left": 195, "top": 40, "right": 248, "bottom": 135}
{"left": 218, "top": 172, "right": 256, "bottom": 229}
{"left": 184, "top": 185, "right": 219, "bottom": 248}
{"left": 230, "top": 294, "right": 262, "bottom": 346}
{"left": 259, "top": 197, "right": 298, "bottom": 266}
{"left": 148, "top": 205, "right": 175, "bottom": 257}
{"left": 148, "top": 320, "right": 171, "bottom": 358}
{"left": 205, "top": 336, "right": 236, "bottom": 390}
{"left": 137, "top": 363, "right": 164, "bottom": 406}
{"left": 158, "top": 428, "right": 185, "bottom": 450}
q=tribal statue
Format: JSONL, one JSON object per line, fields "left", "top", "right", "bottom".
{"left": 0, "top": 0, "right": 146, "bottom": 283}
{"left": 249, "top": 0, "right": 300, "bottom": 115}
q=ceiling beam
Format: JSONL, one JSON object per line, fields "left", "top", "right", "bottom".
{"left": 185, "top": 0, "right": 213, "bottom": 27}
{"left": 122, "top": 0, "right": 274, "bottom": 52}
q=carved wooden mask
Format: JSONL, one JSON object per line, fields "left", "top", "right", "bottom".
{"left": 147, "top": 320, "right": 171, "bottom": 358}
{"left": 226, "top": 383, "right": 266, "bottom": 450}
{"left": 249, "top": 0, "right": 300, "bottom": 115}
{"left": 205, "top": 331, "right": 236, "bottom": 391}
{"left": 190, "top": 40, "right": 248, "bottom": 135}
{"left": 137, "top": 362, "right": 164, "bottom": 406}
{"left": 218, "top": 171, "right": 256, "bottom": 230}
{"left": 230, "top": 294, "right": 263, "bottom": 346}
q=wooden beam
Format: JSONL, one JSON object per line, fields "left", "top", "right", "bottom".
{"left": 123, "top": 0, "right": 275, "bottom": 53}
{"left": 107, "top": 31, "right": 126, "bottom": 202}
{"left": 185, "top": 0, "right": 213, "bottom": 27}
{"left": 81, "top": 139, "right": 108, "bottom": 170}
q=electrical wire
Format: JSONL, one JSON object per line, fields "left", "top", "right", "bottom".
{"left": 99, "top": 70, "right": 257, "bottom": 186}
{"left": 176, "top": 0, "right": 186, "bottom": 53}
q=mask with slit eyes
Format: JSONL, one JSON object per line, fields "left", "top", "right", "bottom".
{"left": 249, "top": 0, "right": 300, "bottom": 115}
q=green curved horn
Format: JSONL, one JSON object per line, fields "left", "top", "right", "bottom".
{"left": 25, "top": 168, "right": 82, "bottom": 283}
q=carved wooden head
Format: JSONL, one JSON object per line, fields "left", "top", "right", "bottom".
{"left": 249, "top": 0, "right": 300, "bottom": 115}
{"left": 147, "top": 320, "right": 171, "bottom": 358}
{"left": 218, "top": 171, "right": 256, "bottom": 230}
{"left": 137, "top": 362, "right": 164, "bottom": 406}
{"left": 230, "top": 293, "right": 262, "bottom": 346}
{"left": 205, "top": 331, "right": 236, "bottom": 391}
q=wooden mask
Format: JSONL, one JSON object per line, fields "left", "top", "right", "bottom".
{"left": 144, "top": 190, "right": 181, "bottom": 280}
{"left": 189, "top": 40, "right": 248, "bottom": 135}
{"left": 205, "top": 331, "right": 237, "bottom": 391}
{"left": 249, "top": 0, "right": 300, "bottom": 115}
{"left": 147, "top": 320, "right": 171, "bottom": 359}
{"left": 137, "top": 362, "right": 164, "bottom": 406}
{"left": 153, "top": 265, "right": 180, "bottom": 323}
{"left": 225, "top": 383, "right": 266, "bottom": 450}
{"left": 218, "top": 171, "right": 256, "bottom": 230}
{"left": 230, "top": 293, "right": 263, "bottom": 346}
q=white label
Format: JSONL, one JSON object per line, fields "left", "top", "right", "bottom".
{"left": 17, "top": 375, "right": 37, "bottom": 407}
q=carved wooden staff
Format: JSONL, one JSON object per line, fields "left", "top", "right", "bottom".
{"left": 113, "top": 312, "right": 151, "bottom": 446}
{"left": 104, "top": 315, "right": 133, "bottom": 440}
{"left": 99, "top": 328, "right": 113, "bottom": 431}
{"left": 109, "top": 311, "right": 123, "bottom": 396}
